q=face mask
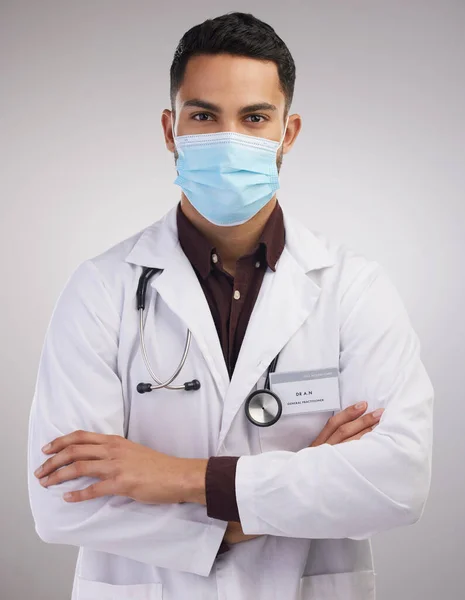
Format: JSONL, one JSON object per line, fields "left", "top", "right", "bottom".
{"left": 172, "top": 116, "right": 289, "bottom": 226}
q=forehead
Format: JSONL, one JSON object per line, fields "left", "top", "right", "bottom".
{"left": 176, "top": 53, "right": 285, "bottom": 109}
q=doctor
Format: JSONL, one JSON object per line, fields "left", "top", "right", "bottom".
{"left": 28, "top": 11, "right": 434, "bottom": 600}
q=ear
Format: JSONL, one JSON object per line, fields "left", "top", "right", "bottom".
{"left": 282, "top": 113, "right": 302, "bottom": 154}
{"left": 161, "top": 109, "right": 176, "bottom": 153}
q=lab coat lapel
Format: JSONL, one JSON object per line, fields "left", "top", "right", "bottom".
{"left": 125, "top": 206, "right": 229, "bottom": 399}
{"left": 151, "top": 250, "right": 230, "bottom": 399}
{"left": 217, "top": 215, "right": 336, "bottom": 451}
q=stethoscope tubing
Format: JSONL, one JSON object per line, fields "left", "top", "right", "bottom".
{"left": 137, "top": 266, "right": 199, "bottom": 393}
{"left": 138, "top": 309, "right": 192, "bottom": 390}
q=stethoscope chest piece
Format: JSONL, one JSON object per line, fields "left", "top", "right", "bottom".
{"left": 244, "top": 388, "right": 283, "bottom": 427}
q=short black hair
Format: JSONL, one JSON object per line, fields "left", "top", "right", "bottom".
{"left": 170, "top": 12, "right": 296, "bottom": 119}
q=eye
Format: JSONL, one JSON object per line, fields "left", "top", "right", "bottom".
{"left": 245, "top": 114, "right": 268, "bottom": 123}
{"left": 192, "top": 113, "right": 214, "bottom": 121}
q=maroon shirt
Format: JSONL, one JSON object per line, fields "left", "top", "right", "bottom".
{"left": 176, "top": 201, "right": 285, "bottom": 555}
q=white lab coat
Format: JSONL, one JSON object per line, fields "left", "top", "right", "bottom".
{"left": 27, "top": 205, "right": 434, "bottom": 600}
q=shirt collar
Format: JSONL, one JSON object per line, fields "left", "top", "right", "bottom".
{"left": 176, "top": 200, "right": 285, "bottom": 279}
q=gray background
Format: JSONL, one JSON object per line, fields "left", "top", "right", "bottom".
{"left": 1, "top": 1, "right": 464, "bottom": 598}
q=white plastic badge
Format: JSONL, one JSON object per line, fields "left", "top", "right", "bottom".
{"left": 269, "top": 367, "right": 340, "bottom": 415}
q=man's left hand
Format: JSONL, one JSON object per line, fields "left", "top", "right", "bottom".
{"left": 33, "top": 430, "right": 208, "bottom": 505}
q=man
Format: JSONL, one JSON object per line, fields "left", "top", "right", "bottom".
{"left": 28, "top": 11, "right": 434, "bottom": 600}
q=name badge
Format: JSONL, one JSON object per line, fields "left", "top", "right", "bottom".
{"left": 269, "top": 368, "right": 340, "bottom": 415}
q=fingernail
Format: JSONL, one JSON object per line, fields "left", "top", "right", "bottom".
{"left": 42, "top": 443, "right": 52, "bottom": 452}
{"left": 373, "top": 408, "right": 384, "bottom": 418}
{"left": 39, "top": 476, "right": 48, "bottom": 486}
{"left": 34, "top": 466, "right": 43, "bottom": 477}
{"left": 355, "top": 402, "right": 367, "bottom": 410}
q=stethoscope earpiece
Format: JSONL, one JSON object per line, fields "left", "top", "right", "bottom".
{"left": 137, "top": 379, "right": 201, "bottom": 394}
{"left": 184, "top": 379, "right": 201, "bottom": 391}
{"left": 137, "top": 383, "right": 153, "bottom": 394}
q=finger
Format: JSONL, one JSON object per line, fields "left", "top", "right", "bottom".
{"left": 41, "top": 430, "right": 120, "bottom": 455}
{"left": 342, "top": 425, "right": 377, "bottom": 443}
{"left": 327, "top": 409, "right": 383, "bottom": 444}
{"left": 327, "top": 409, "right": 384, "bottom": 445}
{"left": 39, "top": 459, "right": 113, "bottom": 488}
{"left": 63, "top": 479, "right": 118, "bottom": 503}
{"left": 35, "top": 444, "right": 108, "bottom": 478}
{"left": 311, "top": 402, "right": 368, "bottom": 447}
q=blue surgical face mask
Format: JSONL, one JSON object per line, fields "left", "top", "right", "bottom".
{"left": 172, "top": 116, "right": 289, "bottom": 226}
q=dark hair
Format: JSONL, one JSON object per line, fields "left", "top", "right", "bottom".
{"left": 170, "top": 12, "right": 296, "bottom": 119}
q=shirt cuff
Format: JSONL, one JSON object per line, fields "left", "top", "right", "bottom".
{"left": 205, "top": 456, "right": 240, "bottom": 522}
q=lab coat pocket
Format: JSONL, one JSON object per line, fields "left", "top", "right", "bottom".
{"left": 76, "top": 577, "right": 163, "bottom": 600}
{"left": 258, "top": 411, "right": 333, "bottom": 452}
{"left": 299, "top": 570, "right": 375, "bottom": 600}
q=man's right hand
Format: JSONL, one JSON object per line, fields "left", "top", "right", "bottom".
{"left": 224, "top": 401, "right": 384, "bottom": 546}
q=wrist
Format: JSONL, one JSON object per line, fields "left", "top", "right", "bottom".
{"left": 178, "top": 458, "right": 208, "bottom": 505}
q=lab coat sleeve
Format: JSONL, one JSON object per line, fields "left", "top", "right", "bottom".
{"left": 27, "top": 259, "right": 226, "bottom": 577}
{"left": 235, "top": 261, "right": 434, "bottom": 539}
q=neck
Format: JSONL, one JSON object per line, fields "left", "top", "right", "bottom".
{"left": 180, "top": 194, "right": 277, "bottom": 275}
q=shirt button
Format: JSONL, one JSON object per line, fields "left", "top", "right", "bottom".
{"left": 212, "top": 253, "right": 218, "bottom": 264}
{"left": 255, "top": 261, "right": 261, "bottom": 268}
{"left": 233, "top": 290, "right": 241, "bottom": 300}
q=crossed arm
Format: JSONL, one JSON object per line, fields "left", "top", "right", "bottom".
{"left": 28, "top": 259, "right": 433, "bottom": 574}
{"left": 32, "top": 402, "right": 385, "bottom": 540}
{"left": 33, "top": 401, "right": 384, "bottom": 503}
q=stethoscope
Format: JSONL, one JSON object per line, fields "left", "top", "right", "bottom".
{"left": 135, "top": 266, "right": 284, "bottom": 427}
{"left": 136, "top": 267, "right": 200, "bottom": 394}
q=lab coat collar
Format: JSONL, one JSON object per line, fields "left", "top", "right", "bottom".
{"left": 124, "top": 204, "right": 336, "bottom": 274}
{"left": 124, "top": 207, "right": 180, "bottom": 271}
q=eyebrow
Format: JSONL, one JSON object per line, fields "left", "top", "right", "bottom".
{"left": 182, "top": 99, "right": 277, "bottom": 115}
